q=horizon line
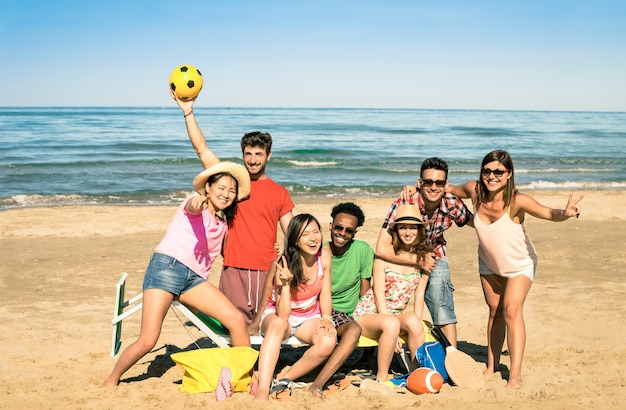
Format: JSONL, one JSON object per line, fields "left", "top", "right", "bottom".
{"left": 1, "top": 105, "right": 625, "bottom": 114}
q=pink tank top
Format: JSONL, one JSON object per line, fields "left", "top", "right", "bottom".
{"left": 474, "top": 207, "right": 538, "bottom": 278}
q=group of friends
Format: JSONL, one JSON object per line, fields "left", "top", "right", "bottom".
{"left": 102, "top": 92, "right": 583, "bottom": 399}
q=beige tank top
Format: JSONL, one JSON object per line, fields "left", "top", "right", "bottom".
{"left": 474, "top": 207, "right": 538, "bottom": 277}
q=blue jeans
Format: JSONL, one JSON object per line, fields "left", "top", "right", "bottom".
{"left": 142, "top": 253, "right": 205, "bottom": 295}
{"left": 424, "top": 256, "right": 457, "bottom": 326}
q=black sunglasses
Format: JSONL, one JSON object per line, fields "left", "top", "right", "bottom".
{"left": 332, "top": 224, "right": 356, "bottom": 235}
{"left": 422, "top": 179, "right": 447, "bottom": 187}
{"left": 481, "top": 168, "right": 508, "bottom": 177}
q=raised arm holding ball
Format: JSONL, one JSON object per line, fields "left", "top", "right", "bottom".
{"left": 171, "top": 76, "right": 294, "bottom": 329}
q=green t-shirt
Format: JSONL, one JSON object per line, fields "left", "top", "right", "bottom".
{"left": 327, "top": 239, "right": 374, "bottom": 314}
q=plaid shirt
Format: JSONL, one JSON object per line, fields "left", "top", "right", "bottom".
{"left": 382, "top": 190, "right": 473, "bottom": 260}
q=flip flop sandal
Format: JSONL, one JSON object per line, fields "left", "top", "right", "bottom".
{"left": 215, "top": 367, "right": 233, "bottom": 401}
{"left": 290, "top": 381, "right": 309, "bottom": 389}
{"left": 270, "top": 378, "right": 293, "bottom": 401}
{"left": 323, "top": 377, "right": 351, "bottom": 397}
{"left": 270, "top": 387, "right": 293, "bottom": 401}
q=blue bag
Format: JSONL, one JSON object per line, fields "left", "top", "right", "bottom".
{"left": 416, "top": 341, "right": 449, "bottom": 382}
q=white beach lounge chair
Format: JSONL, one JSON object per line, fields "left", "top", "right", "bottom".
{"left": 110, "top": 272, "right": 304, "bottom": 357}
{"left": 110, "top": 272, "right": 415, "bottom": 372}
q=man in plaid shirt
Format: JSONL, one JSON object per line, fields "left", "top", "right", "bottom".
{"left": 376, "top": 157, "right": 473, "bottom": 347}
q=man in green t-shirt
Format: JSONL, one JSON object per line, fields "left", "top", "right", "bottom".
{"left": 307, "top": 202, "right": 374, "bottom": 397}
{"left": 249, "top": 202, "right": 374, "bottom": 398}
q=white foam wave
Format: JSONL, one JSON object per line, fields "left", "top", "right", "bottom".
{"left": 287, "top": 160, "right": 338, "bottom": 167}
{"left": 0, "top": 192, "right": 192, "bottom": 209}
{"left": 455, "top": 167, "right": 615, "bottom": 175}
{"left": 520, "top": 180, "right": 626, "bottom": 190}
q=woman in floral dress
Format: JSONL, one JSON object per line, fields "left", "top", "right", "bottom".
{"left": 353, "top": 205, "right": 435, "bottom": 382}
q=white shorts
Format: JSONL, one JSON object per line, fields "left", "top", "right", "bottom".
{"left": 478, "top": 257, "right": 536, "bottom": 282}
{"left": 258, "top": 308, "right": 313, "bottom": 337}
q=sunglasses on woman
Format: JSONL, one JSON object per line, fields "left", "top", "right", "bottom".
{"left": 481, "top": 168, "right": 508, "bottom": 177}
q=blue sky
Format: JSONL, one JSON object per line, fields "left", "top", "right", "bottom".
{"left": 0, "top": 1, "right": 624, "bottom": 111}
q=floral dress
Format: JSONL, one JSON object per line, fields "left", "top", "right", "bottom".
{"left": 352, "top": 264, "right": 422, "bottom": 319}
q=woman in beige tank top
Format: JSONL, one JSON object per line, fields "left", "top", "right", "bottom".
{"left": 448, "top": 150, "right": 583, "bottom": 388}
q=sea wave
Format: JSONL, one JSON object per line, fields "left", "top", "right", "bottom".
{"left": 452, "top": 167, "right": 619, "bottom": 175}
{"left": 520, "top": 180, "right": 626, "bottom": 190}
{"left": 2, "top": 107, "right": 625, "bottom": 208}
{"left": 287, "top": 160, "right": 339, "bottom": 167}
{"left": 0, "top": 191, "right": 194, "bottom": 209}
{"left": 2, "top": 181, "right": 621, "bottom": 210}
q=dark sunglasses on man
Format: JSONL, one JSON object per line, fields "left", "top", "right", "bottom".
{"left": 332, "top": 224, "right": 356, "bottom": 235}
{"left": 421, "top": 179, "right": 447, "bottom": 188}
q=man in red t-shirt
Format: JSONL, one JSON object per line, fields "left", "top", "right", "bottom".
{"left": 175, "top": 96, "right": 294, "bottom": 325}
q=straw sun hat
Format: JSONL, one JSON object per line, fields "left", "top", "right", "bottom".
{"left": 389, "top": 205, "right": 425, "bottom": 228}
{"left": 192, "top": 161, "right": 251, "bottom": 201}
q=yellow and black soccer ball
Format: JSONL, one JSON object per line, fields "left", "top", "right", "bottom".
{"left": 169, "top": 65, "right": 203, "bottom": 100}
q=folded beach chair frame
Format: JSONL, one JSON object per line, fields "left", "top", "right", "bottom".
{"left": 110, "top": 272, "right": 413, "bottom": 372}
{"left": 111, "top": 272, "right": 306, "bottom": 357}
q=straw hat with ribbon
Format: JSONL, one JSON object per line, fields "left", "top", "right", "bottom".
{"left": 192, "top": 162, "right": 251, "bottom": 201}
{"left": 389, "top": 205, "right": 425, "bottom": 228}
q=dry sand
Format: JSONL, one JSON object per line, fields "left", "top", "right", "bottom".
{"left": 1, "top": 190, "right": 625, "bottom": 409}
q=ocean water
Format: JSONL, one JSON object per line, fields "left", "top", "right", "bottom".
{"left": 1, "top": 107, "right": 624, "bottom": 209}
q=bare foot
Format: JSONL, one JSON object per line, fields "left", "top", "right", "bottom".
{"left": 101, "top": 376, "right": 119, "bottom": 387}
{"left": 484, "top": 363, "right": 501, "bottom": 376}
{"left": 505, "top": 378, "right": 522, "bottom": 389}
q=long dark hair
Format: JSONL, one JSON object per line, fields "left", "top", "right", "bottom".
{"left": 475, "top": 150, "right": 517, "bottom": 210}
{"left": 206, "top": 172, "right": 239, "bottom": 225}
{"left": 283, "top": 213, "right": 322, "bottom": 288}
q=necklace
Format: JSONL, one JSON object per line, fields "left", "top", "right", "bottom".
{"left": 302, "top": 262, "right": 318, "bottom": 283}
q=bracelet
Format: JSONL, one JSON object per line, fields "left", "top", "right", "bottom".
{"left": 321, "top": 315, "right": 335, "bottom": 327}
{"left": 183, "top": 110, "right": 193, "bottom": 118}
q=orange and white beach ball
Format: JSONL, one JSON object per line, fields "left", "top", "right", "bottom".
{"left": 406, "top": 368, "right": 444, "bottom": 394}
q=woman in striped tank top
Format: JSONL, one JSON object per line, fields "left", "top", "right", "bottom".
{"left": 254, "top": 213, "right": 336, "bottom": 401}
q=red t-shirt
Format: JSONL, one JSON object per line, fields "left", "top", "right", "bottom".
{"left": 223, "top": 177, "right": 294, "bottom": 271}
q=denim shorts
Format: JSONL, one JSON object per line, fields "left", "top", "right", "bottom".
{"left": 424, "top": 256, "right": 457, "bottom": 326}
{"left": 142, "top": 253, "right": 206, "bottom": 295}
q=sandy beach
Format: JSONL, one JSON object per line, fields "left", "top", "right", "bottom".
{"left": 1, "top": 190, "right": 625, "bottom": 409}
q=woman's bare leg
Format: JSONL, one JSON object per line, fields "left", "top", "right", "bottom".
{"left": 277, "top": 318, "right": 337, "bottom": 381}
{"left": 179, "top": 282, "right": 250, "bottom": 347}
{"left": 356, "top": 314, "right": 400, "bottom": 381}
{"left": 102, "top": 289, "right": 173, "bottom": 386}
{"left": 481, "top": 274, "right": 506, "bottom": 376}
{"left": 254, "top": 314, "right": 290, "bottom": 401}
{"left": 502, "top": 275, "right": 532, "bottom": 388}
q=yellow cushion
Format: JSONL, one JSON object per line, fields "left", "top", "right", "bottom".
{"left": 357, "top": 320, "right": 435, "bottom": 347}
